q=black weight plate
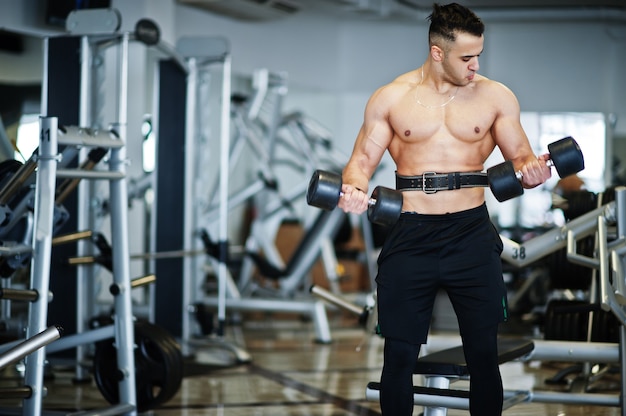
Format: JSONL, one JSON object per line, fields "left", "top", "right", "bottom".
{"left": 93, "top": 338, "right": 124, "bottom": 406}
{"left": 134, "top": 323, "right": 182, "bottom": 408}
{"left": 568, "top": 311, "right": 584, "bottom": 341}
{"left": 543, "top": 301, "right": 557, "bottom": 340}
{"left": 93, "top": 322, "right": 181, "bottom": 411}
{"left": 93, "top": 321, "right": 183, "bottom": 412}
{"left": 306, "top": 169, "right": 342, "bottom": 210}
{"left": 487, "top": 160, "right": 524, "bottom": 202}
{"left": 135, "top": 321, "right": 183, "bottom": 404}
{"left": 368, "top": 186, "right": 402, "bottom": 225}
{"left": 548, "top": 136, "right": 585, "bottom": 178}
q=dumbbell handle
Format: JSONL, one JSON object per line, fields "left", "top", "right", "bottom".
{"left": 514, "top": 158, "right": 555, "bottom": 180}
{"left": 339, "top": 190, "right": 376, "bottom": 206}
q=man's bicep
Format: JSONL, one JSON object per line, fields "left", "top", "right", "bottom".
{"left": 363, "top": 86, "right": 395, "bottom": 147}
{"left": 492, "top": 117, "right": 534, "bottom": 166}
{"left": 348, "top": 122, "right": 389, "bottom": 177}
{"left": 344, "top": 85, "right": 395, "bottom": 182}
{"left": 363, "top": 119, "right": 393, "bottom": 153}
{"left": 490, "top": 91, "right": 534, "bottom": 164}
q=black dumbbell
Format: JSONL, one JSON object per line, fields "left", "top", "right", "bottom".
{"left": 487, "top": 136, "right": 585, "bottom": 202}
{"left": 306, "top": 169, "right": 402, "bottom": 225}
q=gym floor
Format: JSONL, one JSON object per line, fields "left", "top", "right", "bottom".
{"left": 0, "top": 310, "right": 623, "bottom": 415}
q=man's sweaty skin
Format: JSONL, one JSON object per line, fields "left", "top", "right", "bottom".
{"left": 338, "top": 32, "right": 551, "bottom": 216}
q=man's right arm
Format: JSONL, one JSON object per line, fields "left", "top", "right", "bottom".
{"left": 339, "top": 86, "right": 394, "bottom": 214}
{"left": 490, "top": 82, "right": 551, "bottom": 188}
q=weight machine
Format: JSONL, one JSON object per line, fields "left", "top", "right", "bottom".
{"left": 169, "top": 59, "right": 338, "bottom": 350}
{"left": 200, "top": 69, "right": 351, "bottom": 298}
{"left": 0, "top": 115, "right": 138, "bottom": 415}
{"left": 145, "top": 32, "right": 253, "bottom": 360}
{"left": 0, "top": 10, "right": 188, "bottom": 415}
{"left": 0, "top": 10, "right": 140, "bottom": 413}
{"left": 203, "top": 71, "right": 309, "bottom": 283}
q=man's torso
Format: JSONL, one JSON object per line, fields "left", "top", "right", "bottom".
{"left": 385, "top": 71, "right": 500, "bottom": 214}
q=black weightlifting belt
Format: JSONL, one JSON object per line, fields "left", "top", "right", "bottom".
{"left": 396, "top": 171, "right": 488, "bottom": 193}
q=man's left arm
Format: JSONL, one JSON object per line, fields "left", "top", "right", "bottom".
{"left": 490, "top": 83, "right": 552, "bottom": 189}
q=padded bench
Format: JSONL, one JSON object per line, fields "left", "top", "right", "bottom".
{"left": 366, "top": 338, "right": 535, "bottom": 415}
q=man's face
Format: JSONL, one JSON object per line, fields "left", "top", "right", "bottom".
{"left": 441, "top": 32, "right": 484, "bottom": 86}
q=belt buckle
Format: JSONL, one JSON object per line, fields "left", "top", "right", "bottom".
{"left": 422, "top": 171, "right": 438, "bottom": 194}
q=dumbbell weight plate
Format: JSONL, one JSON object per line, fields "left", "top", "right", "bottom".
{"left": 487, "top": 160, "right": 524, "bottom": 202}
{"left": 93, "top": 320, "right": 183, "bottom": 412}
{"left": 368, "top": 186, "right": 403, "bottom": 225}
{"left": 306, "top": 169, "right": 342, "bottom": 210}
{"left": 547, "top": 136, "right": 585, "bottom": 178}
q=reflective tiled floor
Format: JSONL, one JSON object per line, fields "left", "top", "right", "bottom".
{"left": 0, "top": 308, "right": 624, "bottom": 415}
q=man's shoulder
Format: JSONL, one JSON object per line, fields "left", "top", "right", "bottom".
{"left": 373, "top": 71, "right": 417, "bottom": 98}
{"left": 389, "top": 70, "right": 419, "bottom": 88}
{"left": 474, "top": 74, "right": 512, "bottom": 93}
{"left": 472, "top": 75, "right": 517, "bottom": 102}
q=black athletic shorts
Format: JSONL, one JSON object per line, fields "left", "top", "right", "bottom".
{"left": 375, "top": 203, "right": 506, "bottom": 345}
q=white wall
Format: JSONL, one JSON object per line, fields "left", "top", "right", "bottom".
{"left": 485, "top": 21, "right": 625, "bottom": 115}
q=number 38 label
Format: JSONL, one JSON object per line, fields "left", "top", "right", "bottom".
{"left": 511, "top": 246, "right": 526, "bottom": 260}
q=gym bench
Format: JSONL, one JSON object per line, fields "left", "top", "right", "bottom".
{"left": 365, "top": 338, "right": 535, "bottom": 415}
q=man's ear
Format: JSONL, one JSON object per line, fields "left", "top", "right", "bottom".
{"left": 430, "top": 44, "right": 444, "bottom": 62}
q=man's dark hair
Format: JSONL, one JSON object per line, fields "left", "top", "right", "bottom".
{"left": 428, "top": 3, "right": 484, "bottom": 45}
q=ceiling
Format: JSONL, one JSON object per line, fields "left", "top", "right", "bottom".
{"left": 179, "top": 0, "right": 626, "bottom": 22}
{"left": 395, "top": 0, "right": 626, "bottom": 9}
{"left": 301, "top": 0, "right": 626, "bottom": 22}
